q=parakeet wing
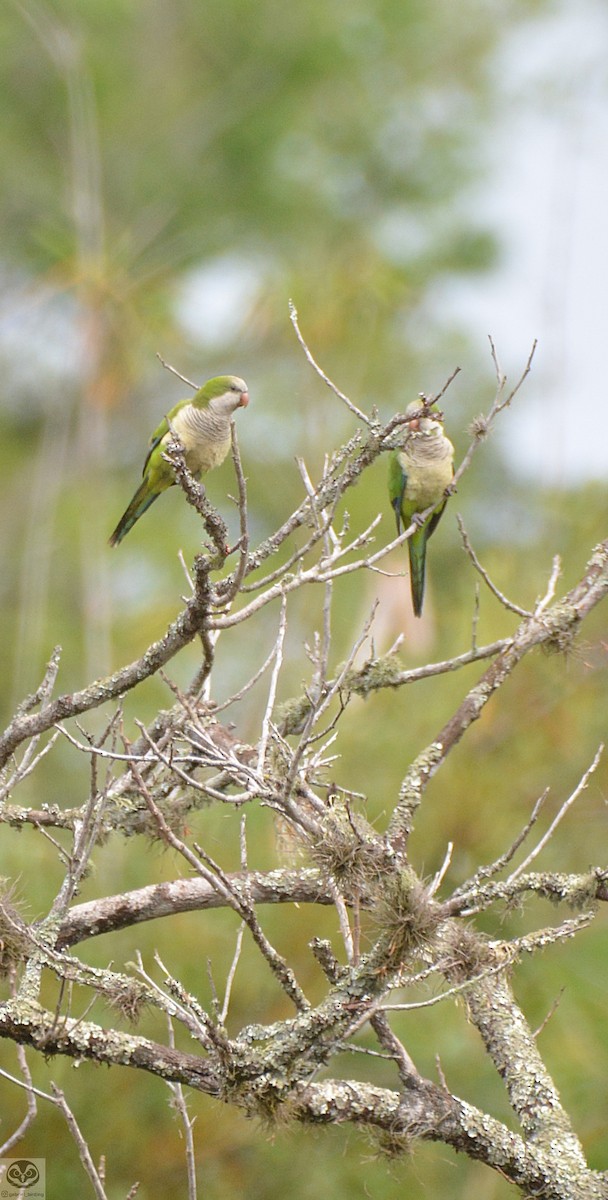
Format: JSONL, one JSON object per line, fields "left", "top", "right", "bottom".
{"left": 425, "top": 500, "right": 446, "bottom": 539}
{"left": 141, "top": 399, "right": 189, "bottom": 477}
{"left": 388, "top": 453, "right": 407, "bottom": 532}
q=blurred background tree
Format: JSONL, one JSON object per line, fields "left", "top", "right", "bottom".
{"left": 0, "top": 1, "right": 607, "bottom": 1197}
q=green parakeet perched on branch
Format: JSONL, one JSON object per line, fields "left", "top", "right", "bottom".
{"left": 109, "top": 375, "right": 249, "bottom": 546}
{"left": 388, "top": 400, "right": 454, "bottom": 617}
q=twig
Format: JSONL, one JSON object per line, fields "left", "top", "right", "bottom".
{"left": 216, "top": 419, "right": 249, "bottom": 604}
{"left": 51, "top": 1083, "right": 110, "bottom": 1200}
{"left": 134, "top": 952, "right": 217, "bottom": 1049}
{"left": 220, "top": 925, "right": 245, "bottom": 1026}
{"left": 448, "top": 789, "right": 549, "bottom": 908}
{"left": 384, "top": 958, "right": 520, "bottom": 1013}
{"left": 257, "top": 595, "right": 288, "bottom": 774}
{"left": 0, "top": 729, "right": 61, "bottom": 805}
{"left": 428, "top": 843, "right": 453, "bottom": 897}
{"left": 47, "top": 746, "right": 112, "bottom": 922}
{"left": 177, "top": 549, "right": 196, "bottom": 594}
{"left": 156, "top": 352, "right": 198, "bottom": 390}
{"left": 13, "top": 644, "right": 62, "bottom": 718}
{"left": 491, "top": 335, "right": 537, "bottom": 415}
{"left": 502, "top": 911, "right": 595, "bottom": 955}
{"left": 450, "top": 339, "right": 538, "bottom": 493}
{"left": 209, "top": 640, "right": 285, "bottom": 712}
{"left": 457, "top": 515, "right": 532, "bottom": 617}
{"left": 533, "top": 990, "right": 565, "bottom": 1040}
{"left": 239, "top": 508, "right": 336, "bottom": 594}
{"left": 328, "top": 881, "right": 354, "bottom": 964}
{"left": 470, "top": 582, "right": 480, "bottom": 652}
{"left": 369, "top": 1010, "right": 421, "bottom": 1087}
{"left": 534, "top": 555, "right": 562, "bottom": 616}
{"left": 135, "top": 716, "right": 262, "bottom": 800}
{"left": 133, "top": 720, "right": 243, "bottom": 800}
{"left": 210, "top": 523, "right": 409, "bottom": 630}
{"left": 507, "top": 746, "right": 604, "bottom": 882}
{"left": 166, "top": 1018, "right": 198, "bottom": 1200}
{"left": 0, "top": 1064, "right": 53, "bottom": 1104}
{"left": 432, "top": 365, "right": 461, "bottom": 404}
{"left": 0, "top": 1041, "right": 37, "bottom": 1155}
{"left": 289, "top": 300, "right": 372, "bottom": 426}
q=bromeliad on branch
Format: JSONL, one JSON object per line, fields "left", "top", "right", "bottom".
{"left": 109, "top": 375, "right": 249, "bottom": 546}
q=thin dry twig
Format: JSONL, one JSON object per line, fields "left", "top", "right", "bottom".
{"left": 431, "top": 365, "right": 462, "bottom": 404}
{"left": 428, "top": 843, "right": 453, "bottom": 897}
{"left": 257, "top": 595, "right": 288, "bottom": 774}
{"left": 156, "top": 352, "right": 198, "bottom": 390}
{"left": 0, "top": 1041, "right": 37, "bottom": 1156}
{"left": 451, "top": 338, "right": 537, "bottom": 493}
{"left": 448, "top": 789, "right": 549, "bottom": 911}
{"left": 328, "top": 881, "right": 354, "bottom": 964}
{"left": 166, "top": 1017, "right": 198, "bottom": 1200}
{"left": 220, "top": 925, "right": 245, "bottom": 1027}
{"left": 369, "top": 1010, "right": 421, "bottom": 1088}
{"left": 533, "top": 990, "right": 565, "bottom": 1040}
{"left": 216, "top": 419, "right": 249, "bottom": 604}
{"left": 457, "top": 515, "right": 532, "bottom": 617}
{"left": 51, "top": 1083, "right": 111, "bottom": 1200}
{"left": 534, "top": 555, "right": 562, "bottom": 616}
{"left": 134, "top": 951, "right": 216, "bottom": 1049}
{"left": 289, "top": 300, "right": 372, "bottom": 426}
{"left": 507, "top": 746, "right": 604, "bottom": 883}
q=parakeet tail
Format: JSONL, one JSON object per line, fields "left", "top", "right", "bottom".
{"left": 408, "top": 532, "right": 427, "bottom": 618}
{"left": 109, "top": 481, "right": 160, "bottom": 547}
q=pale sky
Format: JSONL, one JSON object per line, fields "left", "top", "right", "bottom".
{"left": 438, "top": 0, "right": 608, "bottom": 483}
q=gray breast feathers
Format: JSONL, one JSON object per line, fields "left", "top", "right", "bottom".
{"left": 171, "top": 405, "right": 232, "bottom": 475}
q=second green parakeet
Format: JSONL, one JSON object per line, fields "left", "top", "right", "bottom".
{"left": 109, "top": 374, "right": 249, "bottom": 546}
{"left": 388, "top": 400, "right": 454, "bottom": 617}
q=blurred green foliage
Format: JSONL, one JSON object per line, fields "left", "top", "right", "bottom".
{"left": 0, "top": 1, "right": 607, "bottom": 1198}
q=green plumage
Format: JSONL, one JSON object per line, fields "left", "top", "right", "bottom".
{"left": 388, "top": 402, "right": 454, "bottom": 617}
{"left": 109, "top": 374, "right": 249, "bottom": 546}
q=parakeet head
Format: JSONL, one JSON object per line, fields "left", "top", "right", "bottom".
{"left": 403, "top": 399, "right": 443, "bottom": 437}
{"left": 196, "top": 375, "right": 250, "bottom": 413}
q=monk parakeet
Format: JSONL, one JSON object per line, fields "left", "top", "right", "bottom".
{"left": 109, "top": 375, "right": 249, "bottom": 546}
{"left": 388, "top": 401, "right": 454, "bottom": 617}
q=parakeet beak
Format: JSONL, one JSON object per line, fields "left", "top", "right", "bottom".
{"left": 239, "top": 391, "right": 250, "bottom": 408}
